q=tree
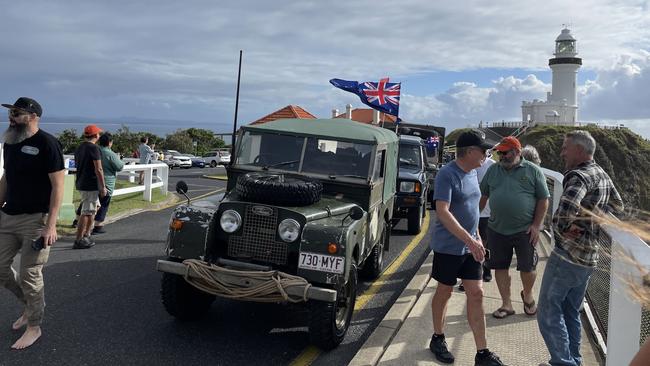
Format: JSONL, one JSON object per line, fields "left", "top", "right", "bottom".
{"left": 186, "top": 128, "right": 225, "bottom": 155}
{"left": 111, "top": 124, "right": 141, "bottom": 158}
{"left": 57, "top": 129, "right": 82, "bottom": 154}
{"left": 163, "top": 129, "right": 194, "bottom": 153}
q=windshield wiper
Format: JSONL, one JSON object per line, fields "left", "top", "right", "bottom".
{"left": 328, "top": 174, "right": 367, "bottom": 180}
{"left": 262, "top": 160, "right": 299, "bottom": 170}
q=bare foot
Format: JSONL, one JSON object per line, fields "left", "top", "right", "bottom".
{"left": 11, "top": 313, "right": 27, "bottom": 331}
{"left": 11, "top": 326, "right": 41, "bottom": 350}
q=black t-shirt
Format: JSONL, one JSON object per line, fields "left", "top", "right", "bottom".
{"left": 74, "top": 141, "right": 101, "bottom": 191}
{"left": 2, "top": 129, "right": 65, "bottom": 214}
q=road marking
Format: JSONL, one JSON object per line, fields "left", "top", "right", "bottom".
{"left": 289, "top": 214, "right": 431, "bottom": 366}
{"left": 355, "top": 215, "right": 430, "bottom": 310}
{"left": 288, "top": 346, "right": 321, "bottom": 366}
{"left": 153, "top": 188, "right": 225, "bottom": 211}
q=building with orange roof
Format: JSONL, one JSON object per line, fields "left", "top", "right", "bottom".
{"left": 249, "top": 105, "right": 316, "bottom": 125}
{"left": 331, "top": 104, "right": 397, "bottom": 125}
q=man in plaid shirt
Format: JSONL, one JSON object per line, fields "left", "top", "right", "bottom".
{"left": 537, "top": 130, "right": 623, "bottom": 366}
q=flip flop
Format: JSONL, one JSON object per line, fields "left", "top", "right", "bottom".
{"left": 492, "top": 308, "right": 515, "bottom": 319}
{"left": 521, "top": 290, "right": 537, "bottom": 315}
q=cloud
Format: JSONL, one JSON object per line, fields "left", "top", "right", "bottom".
{"left": 581, "top": 51, "right": 650, "bottom": 120}
{"left": 1, "top": 1, "right": 650, "bottom": 136}
{"left": 398, "top": 74, "right": 550, "bottom": 131}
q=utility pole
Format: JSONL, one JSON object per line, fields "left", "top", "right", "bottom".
{"left": 230, "top": 50, "right": 243, "bottom": 162}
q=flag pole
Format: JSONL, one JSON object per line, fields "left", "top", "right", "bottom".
{"left": 230, "top": 50, "right": 243, "bottom": 160}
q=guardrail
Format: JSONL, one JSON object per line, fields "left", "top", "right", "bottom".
{"left": 541, "top": 167, "right": 649, "bottom": 365}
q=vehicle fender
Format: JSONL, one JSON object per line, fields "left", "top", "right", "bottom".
{"left": 298, "top": 214, "right": 366, "bottom": 287}
{"left": 166, "top": 201, "right": 219, "bottom": 260}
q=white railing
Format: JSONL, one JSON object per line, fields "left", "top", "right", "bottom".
{"left": 114, "top": 162, "right": 168, "bottom": 201}
{"left": 64, "top": 155, "right": 168, "bottom": 202}
{"left": 541, "top": 167, "right": 649, "bottom": 365}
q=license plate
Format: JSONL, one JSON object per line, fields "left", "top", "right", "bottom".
{"left": 298, "top": 252, "right": 345, "bottom": 274}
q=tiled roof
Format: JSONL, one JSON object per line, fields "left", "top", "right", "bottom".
{"left": 334, "top": 108, "right": 397, "bottom": 124}
{"left": 249, "top": 105, "right": 317, "bottom": 125}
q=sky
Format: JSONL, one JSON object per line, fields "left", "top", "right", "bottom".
{"left": 1, "top": 0, "right": 650, "bottom": 138}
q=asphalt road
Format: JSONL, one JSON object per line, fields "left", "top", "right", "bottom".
{"left": 0, "top": 166, "right": 433, "bottom": 366}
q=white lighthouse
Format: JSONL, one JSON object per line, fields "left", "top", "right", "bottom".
{"left": 522, "top": 28, "right": 582, "bottom": 125}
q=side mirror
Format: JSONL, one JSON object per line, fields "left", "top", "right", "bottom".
{"left": 349, "top": 206, "right": 364, "bottom": 221}
{"left": 176, "top": 181, "right": 189, "bottom": 194}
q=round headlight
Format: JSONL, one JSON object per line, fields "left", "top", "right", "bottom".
{"left": 220, "top": 210, "right": 242, "bottom": 233}
{"left": 278, "top": 219, "right": 301, "bottom": 242}
{"left": 400, "top": 181, "right": 415, "bottom": 192}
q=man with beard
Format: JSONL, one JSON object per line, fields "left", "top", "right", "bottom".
{"left": 479, "top": 136, "right": 549, "bottom": 319}
{"left": 537, "top": 130, "right": 623, "bottom": 366}
{"left": 0, "top": 97, "right": 64, "bottom": 349}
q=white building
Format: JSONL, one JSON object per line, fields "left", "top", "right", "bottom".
{"left": 521, "top": 28, "right": 582, "bottom": 125}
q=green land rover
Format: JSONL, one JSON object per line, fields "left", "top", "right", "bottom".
{"left": 156, "top": 118, "right": 398, "bottom": 349}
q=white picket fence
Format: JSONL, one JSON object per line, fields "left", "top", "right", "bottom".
{"left": 65, "top": 155, "right": 168, "bottom": 202}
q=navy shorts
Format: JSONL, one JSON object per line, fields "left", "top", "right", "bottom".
{"left": 486, "top": 227, "right": 538, "bottom": 272}
{"left": 431, "top": 251, "right": 483, "bottom": 286}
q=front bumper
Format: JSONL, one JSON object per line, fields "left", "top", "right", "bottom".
{"left": 156, "top": 259, "right": 337, "bottom": 302}
{"left": 393, "top": 194, "right": 424, "bottom": 217}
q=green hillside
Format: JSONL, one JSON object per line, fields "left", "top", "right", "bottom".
{"left": 448, "top": 125, "right": 650, "bottom": 211}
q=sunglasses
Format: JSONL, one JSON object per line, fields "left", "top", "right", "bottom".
{"left": 9, "top": 109, "right": 31, "bottom": 117}
{"left": 496, "top": 150, "right": 513, "bottom": 156}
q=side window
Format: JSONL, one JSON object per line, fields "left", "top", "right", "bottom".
{"left": 373, "top": 150, "right": 385, "bottom": 181}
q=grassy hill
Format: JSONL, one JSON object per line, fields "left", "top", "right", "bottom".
{"left": 447, "top": 125, "right": 650, "bottom": 211}
{"left": 520, "top": 125, "right": 650, "bottom": 211}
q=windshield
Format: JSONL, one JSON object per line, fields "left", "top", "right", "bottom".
{"left": 236, "top": 132, "right": 303, "bottom": 172}
{"left": 236, "top": 132, "right": 373, "bottom": 177}
{"left": 301, "top": 138, "right": 373, "bottom": 177}
{"left": 398, "top": 144, "right": 422, "bottom": 169}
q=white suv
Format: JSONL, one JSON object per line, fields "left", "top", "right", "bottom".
{"left": 203, "top": 149, "right": 231, "bottom": 167}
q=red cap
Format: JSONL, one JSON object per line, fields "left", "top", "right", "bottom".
{"left": 83, "top": 124, "right": 102, "bottom": 136}
{"left": 494, "top": 136, "right": 522, "bottom": 152}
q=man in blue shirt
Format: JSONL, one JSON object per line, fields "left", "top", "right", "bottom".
{"left": 429, "top": 130, "right": 504, "bottom": 366}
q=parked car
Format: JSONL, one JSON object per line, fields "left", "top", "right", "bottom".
{"left": 203, "top": 148, "right": 231, "bottom": 167}
{"left": 383, "top": 122, "right": 445, "bottom": 208}
{"left": 156, "top": 118, "right": 398, "bottom": 350}
{"left": 392, "top": 135, "right": 436, "bottom": 234}
{"left": 185, "top": 154, "right": 206, "bottom": 168}
{"left": 163, "top": 150, "right": 192, "bottom": 169}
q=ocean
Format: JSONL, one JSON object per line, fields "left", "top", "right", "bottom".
{"left": 0, "top": 120, "right": 236, "bottom": 143}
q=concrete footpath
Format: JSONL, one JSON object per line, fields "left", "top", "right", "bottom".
{"left": 350, "top": 235, "right": 602, "bottom": 366}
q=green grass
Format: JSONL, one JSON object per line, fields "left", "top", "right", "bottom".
{"left": 57, "top": 180, "right": 174, "bottom": 235}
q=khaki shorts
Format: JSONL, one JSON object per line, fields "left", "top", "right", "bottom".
{"left": 79, "top": 191, "right": 100, "bottom": 215}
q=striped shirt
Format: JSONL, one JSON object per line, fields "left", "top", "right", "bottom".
{"left": 552, "top": 160, "right": 624, "bottom": 267}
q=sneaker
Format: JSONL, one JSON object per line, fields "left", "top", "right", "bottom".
{"left": 92, "top": 226, "right": 106, "bottom": 235}
{"left": 475, "top": 350, "right": 505, "bottom": 366}
{"left": 429, "top": 334, "right": 454, "bottom": 364}
{"left": 71, "top": 219, "right": 78, "bottom": 228}
{"left": 73, "top": 237, "right": 95, "bottom": 249}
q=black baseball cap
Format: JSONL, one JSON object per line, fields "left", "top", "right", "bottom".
{"left": 456, "top": 130, "right": 493, "bottom": 150}
{"left": 2, "top": 97, "right": 42, "bottom": 117}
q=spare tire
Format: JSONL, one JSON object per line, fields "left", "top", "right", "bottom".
{"left": 236, "top": 172, "right": 322, "bottom": 206}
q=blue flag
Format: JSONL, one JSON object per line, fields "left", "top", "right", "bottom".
{"left": 330, "top": 78, "right": 401, "bottom": 118}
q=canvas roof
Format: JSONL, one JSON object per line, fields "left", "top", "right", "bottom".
{"left": 243, "top": 118, "right": 398, "bottom": 145}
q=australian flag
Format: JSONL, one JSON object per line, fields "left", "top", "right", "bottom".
{"left": 330, "top": 78, "right": 401, "bottom": 118}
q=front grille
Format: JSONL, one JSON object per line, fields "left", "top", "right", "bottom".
{"left": 227, "top": 205, "right": 288, "bottom": 265}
